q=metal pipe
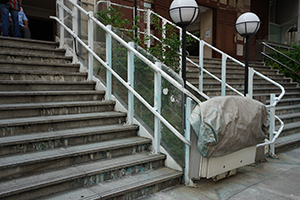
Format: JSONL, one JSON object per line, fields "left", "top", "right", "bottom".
{"left": 51, "top": 16, "right": 193, "bottom": 146}
{"left": 182, "top": 26, "right": 187, "bottom": 142}
{"left": 244, "top": 36, "right": 249, "bottom": 96}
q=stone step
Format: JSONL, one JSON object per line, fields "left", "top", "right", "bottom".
{"left": 188, "top": 57, "right": 265, "bottom": 66}
{"left": 0, "top": 51, "right": 72, "bottom": 64}
{"left": 263, "top": 92, "right": 300, "bottom": 102}
{"left": 0, "top": 152, "right": 163, "bottom": 200}
{"left": 277, "top": 121, "right": 300, "bottom": 137}
{"left": 275, "top": 97, "right": 300, "bottom": 107}
{"left": 275, "top": 132, "right": 300, "bottom": 152}
{"left": 188, "top": 79, "right": 296, "bottom": 89}
{"left": 44, "top": 167, "right": 182, "bottom": 200}
{"left": 0, "top": 80, "right": 95, "bottom": 91}
{"left": 0, "top": 43, "right": 65, "bottom": 56}
{"left": 0, "top": 137, "right": 151, "bottom": 181}
{"left": 277, "top": 112, "right": 300, "bottom": 124}
{"left": 0, "top": 112, "right": 127, "bottom": 136}
{"left": 187, "top": 65, "right": 280, "bottom": 75}
{"left": 203, "top": 87, "right": 299, "bottom": 96}
{"left": 275, "top": 104, "right": 300, "bottom": 115}
{"left": 187, "top": 74, "right": 290, "bottom": 83}
{"left": 0, "top": 36, "right": 59, "bottom": 49}
{"left": 0, "top": 69, "right": 87, "bottom": 82}
{"left": 0, "top": 124, "right": 138, "bottom": 156}
{"left": 0, "top": 60, "right": 80, "bottom": 72}
{"left": 0, "top": 100, "right": 115, "bottom": 119}
{"left": 199, "top": 81, "right": 297, "bottom": 90}
{"left": 186, "top": 63, "right": 270, "bottom": 72}
{"left": 0, "top": 90, "right": 105, "bottom": 104}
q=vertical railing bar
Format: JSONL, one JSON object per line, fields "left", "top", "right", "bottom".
{"left": 71, "top": 0, "right": 78, "bottom": 63}
{"left": 153, "top": 62, "right": 162, "bottom": 154}
{"left": 269, "top": 94, "right": 276, "bottom": 157}
{"left": 88, "top": 11, "right": 94, "bottom": 80}
{"left": 147, "top": 9, "right": 151, "bottom": 49}
{"left": 248, "top": 67, "right": 254, "bottom": 99}
{"left": 106, "top": 25, "right": 112, "bottom": 100}
{"left": 58, "top": 0, "right": 64, "bottom": 48}
{"left": 162, "top": 19, "right": 167, "bottom": 60}
{"left": 179, "top": 27, "right": 183, "bottom": 77}
{"left": 199, "top": 40, "right": 204, "bottom": 93}
{"left": 127, "top": 42, "right": 135, "bottom": 124}
{"left": 184, "top": 97, "right": 195, "bottom": 186}
{"left": 221, "top": 54, "right": 227, "bottom": 96}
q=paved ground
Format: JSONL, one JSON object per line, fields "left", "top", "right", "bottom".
{"left": 142, "top": 147, "right": 300, "bottom": 200}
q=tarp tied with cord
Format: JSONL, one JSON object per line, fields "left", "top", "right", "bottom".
{"left": 188, "top": 96, "right": 269, "bottom": 158}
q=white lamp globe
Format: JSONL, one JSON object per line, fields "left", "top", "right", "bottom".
{"left": 235, "top": 12, "right": 260, "bottom": 37}
{"left": 169, "top": 0, "right": 199, "bottom": 27}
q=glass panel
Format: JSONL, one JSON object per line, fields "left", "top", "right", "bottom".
{"left": 63, "top": 1, "right": 73, "bottom": 49}
{"left": 76, "top": 2, "right": 89, "bottom": 67}
{"left": 64, "top": 4, "right": 205, "bottom": 167}
{"left": 93, "top": 21, "right": 107, "bottom": 84}
{"left": 161, "top": 75, "right": 185, "bottom": 166}
{"left": 112, "top": 31, "right": 128, "bottom": 105}
{"left": 269, "top": 23, "right": 282, "bottom": 43}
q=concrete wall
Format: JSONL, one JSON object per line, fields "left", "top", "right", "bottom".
{"left": 278, "top": 0, "right": 298, "bottom": 25}
{"left": 200, "top": 9, "right": 213, "bottom": 58}
{"left": 277, "top": 0, "right": 299, "bottom": 43}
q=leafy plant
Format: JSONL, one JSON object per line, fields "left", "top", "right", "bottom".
{"left": 265, "top": 42, "right": 300, "bottom": 83}
{"left": 96, "top": 6, "right": 199, "bottom": 166}
{"left": 96, "top": 6, "right": 141, "bottom": 45}
{"left": 96, "top": 7, "right": 198, "bottom": 72}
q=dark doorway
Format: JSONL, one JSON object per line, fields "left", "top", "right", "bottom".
{"left": 27, "top": 16, "right": 55, "bottom": 41}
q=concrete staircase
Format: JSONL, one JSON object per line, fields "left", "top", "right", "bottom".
{"left": 187, "top": 57, "right": 300, "bottom": 152}
{"left": 0, "top": 36, "right": 182, "bottom": 200}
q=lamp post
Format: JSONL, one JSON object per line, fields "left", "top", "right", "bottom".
{"left": 169, "top": 0, "right": 199, "bottom": 186}
{"left": 169, "top": 0, "right": 199, "bottom": 89}
{"left": 134, "top": 0, "right": 137, "bottom": 38}
{"left": 169, "top": 0, "right": 199, "bottom": 130}
{"left": 235, "top": 12, "right": 260, "bottom": 96}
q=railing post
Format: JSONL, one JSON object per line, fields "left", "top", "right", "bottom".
{"left": 58, "top": 0, "right": 64, "bottom": 48}
{"left": 185, "top": 97, "right": 195, "bottom": 186}
{"left": 146, "top": 9, "right": 151, "bottom": 49}
{"left": 199, "top": 40, "right": 204, "bottom": 93}
{"left": 153, "top": 62, "right": 162, "bottom": 154}
{"left": 162, "top": 19, "right": 167, "bottom": 60}
{"left": 179, "top": 28, "right": 183, "bottom": 77}
{"left": 127, "top": 42, "right": 135, "bottom": 124}
{"left": 71, "top": 0, "right": 78, "bottom": 63}
{"left": 221, "top": 54, "right": 227, "bottom": 96}
{"left": 88, "top": 11, "right": 94, "bottom": 81}
{"left": 106, "top": 25, "right": 112, "bottom": 100}
{"left": 269, "top": 94, "right": 276, "bottom": 157}
{"left": 248, "top": 67, "right": 254, "bottom": 99}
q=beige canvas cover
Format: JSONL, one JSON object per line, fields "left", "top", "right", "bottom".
{"left": 188, "top": 96, "right": 269, "bottom": 158}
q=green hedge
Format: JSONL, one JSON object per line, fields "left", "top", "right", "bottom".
{"left": 265, "top": 43, "right": 300, "bottom": 83}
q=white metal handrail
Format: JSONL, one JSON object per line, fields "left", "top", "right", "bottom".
{"left": 96, "top": 1, "right": 285, "bottom": 103}
{"left": 53, "top": 0, "right": 209, "bottom": 151}
{"left": 95, "top": 0, "right": 285, "bottom": 155}
{"left": 55, "top": 0, "right": 211, "bottom": 184}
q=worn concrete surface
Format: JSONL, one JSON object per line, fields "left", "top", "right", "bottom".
{"left": 141, "top": 147, "right": 300, "bottom": 200}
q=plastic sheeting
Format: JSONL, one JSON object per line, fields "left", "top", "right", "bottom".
{"left": 188, "top": 96, "right": 269, "bottom": 158}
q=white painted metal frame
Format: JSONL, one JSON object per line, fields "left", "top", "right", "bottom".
{"left": 138, "top": 7, "right": 285, "bottom": 155}
{"left": 53, "top": 0, "right": 204, "bottom": 185}
{"left": 55, "top": 0, "right": 285, "bottom": 184}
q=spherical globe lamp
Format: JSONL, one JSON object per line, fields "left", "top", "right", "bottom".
{"left": 235, "top": 12, "right": 260, "bottom": 96}
{"left": 169, "top": 0, "right": 199, "bottom": 27}
{"left": 235, "top": 12, "right": 260, "bottom": 37}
